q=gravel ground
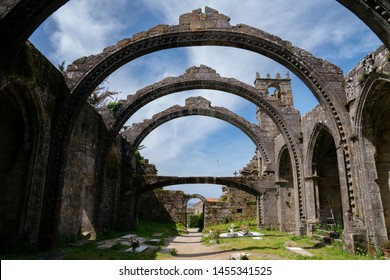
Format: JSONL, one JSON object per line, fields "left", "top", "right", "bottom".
{"left": 162, "top": 228, "right": 285, "bottom": 260}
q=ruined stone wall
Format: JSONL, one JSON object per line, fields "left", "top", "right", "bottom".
{"left": 60, "top": 104, "right": 103, "bottom": 236}
{"left": 260, "top": 188, "right": 279, "bottom": 229}
{"left": 345, "top": 46, "right": 390, "bottom": 246}
{"left": 204, "top": 201, "right": 230, "bottom": 226}
{"left": 138, "top": 189, "right": 187, "bottom": 224}
{"left": 219, "top": 187, "right": 257, "bottom": 222}
{"left": 345, "top": 46, "right": 390, "bottom": 109}
{"left": 137, "top": 187, "right": 257, "bottom": 226}
{"left": 0, "top": 42, "right": 70, "bottom": 246}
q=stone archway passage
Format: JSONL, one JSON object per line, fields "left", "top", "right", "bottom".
{"left": 311, "top": 126, "right": 343, "bottom": 229}
{"left": 355, "top": 74, "right": 390, "bottom": 242}
{"left": 97, "top": 65, "right": 303, "bottom": 218}
{"left": 185, "top": 194, "right": 207, "bottom": 229}
{"left": 121, "top": 96, "right": 274, "bottom": 171}
{"left": 57, "top": 7, "right": 351, "bottom": 218}
{"left": 41, "top": 8, "right": 353, "bottom": 239}
{"left": 276, "top": 147, "right": 296, "bottom": 232}
{"left": 141, "top": 176, "right": 262, "bottom": 197}
{"left": 0, "top": 87, "right": 33, "bottom": 243}
{"left": 64, "top": 7, "right": 347, "bottom": 137}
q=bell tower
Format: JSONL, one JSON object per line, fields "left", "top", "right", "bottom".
{"left": 254, "top": 72, "right": 294, "bottom": 138}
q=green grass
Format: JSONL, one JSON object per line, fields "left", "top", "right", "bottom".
{"left": 2, "top": 219, "right": 385, "bottom": 260}
{"left": 1, "top": 220, "right": 179, "bottom": 260}
{"left": 201, "top": 219, "right": 381, "bottom": 260}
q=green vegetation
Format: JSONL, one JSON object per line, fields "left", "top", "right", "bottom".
{"left": 1, "top": 220, "right": 179, "bottom": 260}
{"left": 349, "top": 133, "right": 358, "bottom": 142}
{"left": 107, "top": 101, "right": 122, "bottom": 114}
{"left": 3, "top": 219, "right": 385, "bottom": 260}
{"left": 200, "top": 219, "right": 381, "bottom": 260}
{"left": 188, "top": 214, "right": 199, "bottom": 228}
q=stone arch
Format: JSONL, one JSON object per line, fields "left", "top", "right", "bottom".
{"left": 63, "top": 8, "right": 347, "bottom": 142}
{"left": 53, "top": 7, "right": 354, "bottom": 219}
{"left": 43, "top": 8, "right": 355, "bottom": 238}
{"left": 95, "top": 65, "right": 304, "bottom": 224}
{"left": 275, "top": 146, "right": 296, "bottom": 232}
{"left": 266, "top": 85, "right": 280, "bottom": 97}
{"left": 141, "top": 176, "right": 261, "bottom": 197}
{"left": 185, "top": 194, "right": 207, "bottom": 206}
{"left": 142, "top": 177, "right": 262, "bottom": 228}
{"left": 184, "top": 194, "right": 207, "bottom": 228}
{"left": 0, "top": 82, "right": 48, "bottom": 247}
{"left": 0, "top": 0, "right": 68, "bottom": 61}
{"left": 354, "top": 73, "right": 390, "bottom": 244}
{"left": 1, "top": 1, "right": 388, "bottom": 58}
{"left": 307, "top": 123, "right": 344, "bottom": 231}
{"left": 121, "top": 96, "right": 273, "bottom": 171}
{"left": 337, "top": 0, "right": 390, "bottom": 48}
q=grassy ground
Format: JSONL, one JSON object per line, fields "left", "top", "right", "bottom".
{"left": 1, "top": 220, "right": 180, "bottom": 260}
{"left": 1, "top": 219, "right": 385, "bottom": 260}
{"left": 201, "top": 219, "right": 383, "bottom": 260}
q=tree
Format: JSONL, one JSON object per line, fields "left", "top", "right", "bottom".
{"left": 88, "top": 79, "right": 119, "bottom": 108}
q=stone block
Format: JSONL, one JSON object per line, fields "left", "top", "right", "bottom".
{"left": 147, "top": 239, "right": 162, "bottom": 245}
{"left": 285, "top": 247, "right": 314, "bottom": 257}
{"left": 125, "top": 245, "right": 148, "bottom": 253}
{"left": 97, "top": 241, "right": 117, "bottom": 249}
{"left": 190, "top": 20, "right": 205, "bottom": 30}
{"left": 119, "top": 234, "right": 137, "bottom": 240}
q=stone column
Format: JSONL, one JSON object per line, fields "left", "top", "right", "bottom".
{"left": 256, "top": 195, "right": 262, "bottom": 230}
{"left": 304, "top": 175, "right": 319, "bottom": 235}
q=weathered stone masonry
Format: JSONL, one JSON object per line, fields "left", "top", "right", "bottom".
{"left": 139, "top": 187, "right": 258, "bottom": 227}
{"left": 0, "top": 3, "right": 390, "bottom": 254}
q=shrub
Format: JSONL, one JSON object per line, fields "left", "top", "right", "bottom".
{"left": 107, "top": 101, "right": 122, "bottom": 114}
{"left": 381, "top": 240, "right": 390, "bottom": 249}
{"left": 198, "top": 212, "right": 204, "bottom": 232}
{"left": 188, "top": 214, "right": 199, "bottom": 228}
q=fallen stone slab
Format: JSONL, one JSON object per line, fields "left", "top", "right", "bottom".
{"left": 137, "top": 237, "right": 148, "bottom": 244}
{"left": 159, "top": 247, "right": 175, "bottom": 254}
{"left": 220, "top": 231, "right": 263, "bottom": 238}
{"left": 119, "top": 241, "right": 132, "bottom": 246}
{"left": 97, "top": 241, "right": 117, "bottom": 249}
{"left": 119, "top": 234, "right": 137, "bottom": 240}
{"left": 125, "top": 245, "right": 148, "bottom": 253}
{"left": 147, "top": 239, "right": 162, "bottom": 245}
{"left": 286, "top": 247, "right": 314, "bottom": 257}
{"left": 153, "top": 233, "right": 163, "bottom": 237}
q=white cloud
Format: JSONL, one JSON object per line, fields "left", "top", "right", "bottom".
{"left": 48, "top": 0, "right": 127, "bottom": 63}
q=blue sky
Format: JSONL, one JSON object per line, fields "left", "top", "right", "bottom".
{"left": 30, "top": 0, "right": 381, "bottom": 199}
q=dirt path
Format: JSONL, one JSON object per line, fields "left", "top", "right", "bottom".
{"left": 161, "top": 228, "right": 284, "bottom": 260}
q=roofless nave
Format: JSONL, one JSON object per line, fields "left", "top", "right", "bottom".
{"left": 0, "top": 1, "right": 389, "bottom": 255}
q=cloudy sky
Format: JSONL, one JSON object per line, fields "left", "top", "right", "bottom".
{"left": 30, "top": 0, "right": 381, "bottom": 199}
